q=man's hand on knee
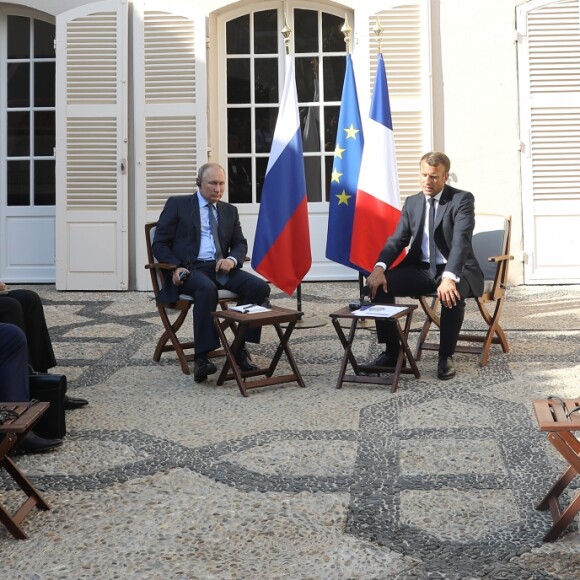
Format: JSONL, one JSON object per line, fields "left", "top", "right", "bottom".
{"left": 366, "top": 266, "right": 388, "bottom": 299}
{"left": 437, "top": 278, "right": 460, "bottom": 308}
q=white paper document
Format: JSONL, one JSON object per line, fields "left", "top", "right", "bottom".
{"left": 352, "top": 305, "right": 407, "bottom": 317}
{"left": 229, "top": 304, "right": 271, "bottom": 314}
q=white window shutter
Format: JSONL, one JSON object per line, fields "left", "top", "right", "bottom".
{"left": 517, "top": 0, "right": 580, "bottom": 283}
{"left": 355, "top": 0, "right": 432, "bottom": 202}
{"left": 55, "top": 0, "right": 128, "bottom": 290}
{"left": 133, "top": 1, "right": 207, "bottom": 290}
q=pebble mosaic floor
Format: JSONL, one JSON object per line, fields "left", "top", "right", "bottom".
{"left": 1, "top": 282, "right": 580, "bottom": 579}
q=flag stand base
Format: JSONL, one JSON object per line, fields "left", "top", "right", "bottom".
{"left": 284, "top": 284, "right": 327, "bottom": 329}
{"left": 294, "top": 312, "right": 327, "bottom": 329}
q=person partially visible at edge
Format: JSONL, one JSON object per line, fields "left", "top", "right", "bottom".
{"left": 0, "top": 322, "right": 63, "bottom": 454}
{"left": 152, "top": 162, "right": 270, "bottom": 383}
{"left": 0, "top": 283, "right": 88, "bottom": 409}
{"left": 365, "top": 152, "right": 484, "bottom": 380}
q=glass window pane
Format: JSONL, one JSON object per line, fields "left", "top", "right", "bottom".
{"left": 254, "top": 10, "right": 277, "bottom": 54}
{"left": 7, "top": 63, "right": 30, "bottom": 108}
{"left": 7, "top": 160, "right": 30, "bottom": 206}
{"left": 255, "top": 108, "right": 277, "bottom": 153}
{"left": 294, "top": 9, "right": 318, "bottom": 53}
{"left": 325, "top": 155, "right": 333, "bottom": 201}
{"left": 8, "top": 112, "right": 30, "bottom": 156}
{"left": 255, "top": 58, "right": 278, "bottom": 104}
{"left": 324, "top": 105, "right": 340, "bottom": 152}
{"left": 226, "top": 15, "right": 250, "bottom": 55}
{"left": 228, "top": 109, "right": 251, "bottom": 153}
{"left": 34, "top": 19, "right": 55, "bottom": 58}
{"left": 295, "top": 57, "right": 318, "bottom": 103}
{"left": 255, "top": 157, "right": 268, "bottom": 203}
{"left": 323, "top": 56, "right": 345, "bottom": 102}
{"left": 34, "top": 111, "right": 55, "bottom": 156}
{"left": 304, "top": 156, "right": 322, "bottom": 202}
{"left": 34, "top": 62, "right": 55, "bottom": 107}
{"left": 34, "top": 160, "right": 56, "bottom": 206}
{"left": 8, "top": 16, "right": 30, "bottom": 59}
{"left": 227, "top": 58, "right": 250, "bottom": 104}
{"left": 228, "top": 158, "right": 252, "bottom": 204}
{"left": 322, "top": 13, "right": 344, "bottom": 52}
{"left": 302, "top": 107, "right": 321, "bottom": 152}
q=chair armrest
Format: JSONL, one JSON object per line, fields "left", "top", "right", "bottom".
{"left": 145, "top": 262, "right": 178, "bottom": 271}
{"left": 488, "top": 254, "right": 514, "bottom": 263}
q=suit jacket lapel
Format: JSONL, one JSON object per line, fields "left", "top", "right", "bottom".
{"left": 435, "top": 185, "right": 452, "bottom": 228}
{"left": 191, "top": 194, "right": 202, "bottom": 247}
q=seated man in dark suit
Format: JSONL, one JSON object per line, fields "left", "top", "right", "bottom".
{"left": 365, "top": 152, "right": 484, "bottom": 380}
{"left": 153, "top": 163, "right": 270, "bottom": 383}
{"left": 0, "top": 323, "right": 63, "bottom": 454}
{"left": 0, "top": 284, "right": 88, "bottom": 409}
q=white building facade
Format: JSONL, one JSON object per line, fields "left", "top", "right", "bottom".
{"left": 0, "top": 0, "right": 579, "bottom": 290}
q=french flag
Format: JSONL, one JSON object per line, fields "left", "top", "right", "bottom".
{"left": 350, "top": 54, "right": 402, "bottom": 273}
{"left": 251, "top": 55, "right": 312, "bottom": 295}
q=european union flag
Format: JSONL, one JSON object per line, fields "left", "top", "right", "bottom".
{"left": 325, "top": 54, "right": 365, "bottom": 273}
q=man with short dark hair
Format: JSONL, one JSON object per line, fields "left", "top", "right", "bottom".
{"left": 365, "top": 152, "right": 484, "bottom": 380}
{"left": 153, "top": 163, "right": 270, "bottom": 383}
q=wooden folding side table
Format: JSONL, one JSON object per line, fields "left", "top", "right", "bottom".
{"left": 532, "top": 397, "right": 580, "bottom": 541}
{"left": 212, "top": 306, "right": 306, "bottom": 397}
{"left": 330, "top": 305, "right": 420, "bottom": 393}
{"left": 0, "top": 402, "right": 51, "bottom": 539}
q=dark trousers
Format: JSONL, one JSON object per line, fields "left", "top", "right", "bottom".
{"left": 374, "top": 262, "right": 474, "bottom": 358}
{"left": 0, "top": 290, "right": 56, "bottom": 372}
{"left": 180, "top": 262, "right": 270, "bottom": 355}
{"left": 0, "top": 323, "right": 30, "bottom": 401}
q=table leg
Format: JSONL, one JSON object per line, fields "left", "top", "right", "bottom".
{"left": 394, "top": 312, "right": 421, "bottom": 378}
{"left": 271, "top": 322, "right": 306, "bottom": 388}
{"left": 537, "top": 431, "right": 580, "bottom": 541}
{"left": 0, "top": 431, "right": 50, "bottom": 539}
{"left": 214, "top": 320, "right": 249, "bottom": 397}
{"left": 331, "top": 317, "right": 359, "bottom": 389}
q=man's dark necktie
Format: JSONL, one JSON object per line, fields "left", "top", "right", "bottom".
{"left": 208, "top": 204, "right": 228, "bottom": 284}
{"left": 428, "top": 197, "right": 437, "bottom": 278}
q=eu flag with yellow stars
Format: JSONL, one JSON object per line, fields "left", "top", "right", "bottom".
{"left": 325, "top": 54, "right": 365, "bottom": 273}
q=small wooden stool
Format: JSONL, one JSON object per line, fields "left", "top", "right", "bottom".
{"left": 532, "top": 397, "right": 580, "bottom": 541}
{"left": 212, "top": 306, "right": 306, "bottom": 397}
{"left": 0, "top": 402, "right": 51, "bottom": 539}
{"left": 329, "top": 305, "right": 420, "bottom": 393}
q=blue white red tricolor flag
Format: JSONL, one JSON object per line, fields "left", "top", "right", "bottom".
{"left": 325, "top": 54, "right": 366, "bottom": 273}
{"left": 350, "top": 54, "right": 403, "bottom": 273}
{"left": 251, "top": 55, "right": 311, "bottom": 295}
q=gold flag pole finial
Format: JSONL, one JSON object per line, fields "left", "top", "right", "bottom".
{"left": 281, "top": 13, "right": 292, "bottom": 55}
{"left": 373, "top": 15, "right": 383, "bottom": 54}
{"left": 341, "top": 14, "right": 352, "bottom": 55}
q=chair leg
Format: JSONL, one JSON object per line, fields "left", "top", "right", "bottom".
{"left": 475, "top": 297, "right": 509, "bottom": 366}
{"left": 415, "top": 296, "right": 440, "bottom": 360}
{"left": 154, "top": 307, "right": 192, "bottom": 375}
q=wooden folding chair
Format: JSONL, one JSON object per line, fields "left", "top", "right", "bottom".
{"left": 144, "top": 222, "right": 239, "bottom": 375}
{"left": 415, "top": 214, "right": 514, "bottom": 366}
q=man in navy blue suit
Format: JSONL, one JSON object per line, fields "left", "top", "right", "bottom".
{"left": 153, "top": 163, "right": 270, "bottom": 382}
{"left": 366, "top": 152, "right": 484, "bottom": 380}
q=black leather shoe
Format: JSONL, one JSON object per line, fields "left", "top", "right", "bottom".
{"left": 437, "top": 356, "right": 456, "bottom": 380}
{"left": 13, "top": 432, "right": 63, "bottom": 456}
{"left": 371, "top": 351, "right": 400, "bottom": 368}
{"left": 236, "top": 348, "right": 257, "bottom": 372}
{"left": 64, "top": 395, "right": 89, "bottom": 410}
{"left": 194, "top": 356, "right": 217, "bottom": 383}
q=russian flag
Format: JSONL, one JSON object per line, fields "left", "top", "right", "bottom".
{"left": 251, "top": 55, "right": 311, "bottom": 295}
{"left": 325, "top": 54, "right": 366, "bottom": 273}
{"left": 350, "top": 54, "right": 403, "bottom": 273}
